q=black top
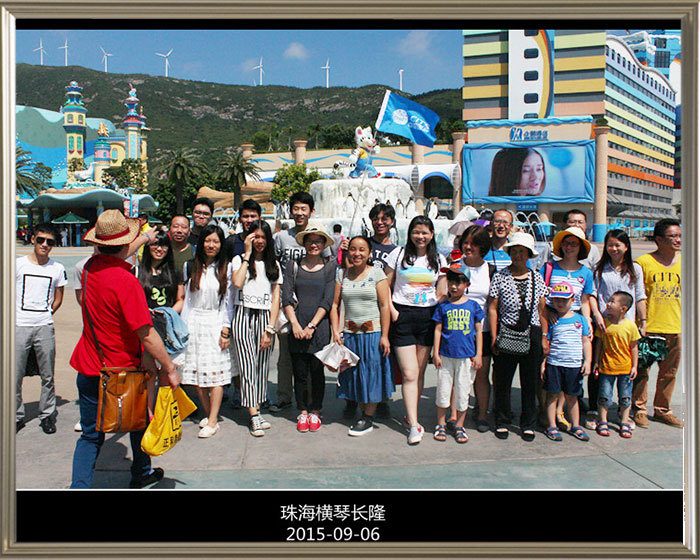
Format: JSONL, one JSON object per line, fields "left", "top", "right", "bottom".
{"left": 143, "top": 269, "right": 182, "bottom": 309}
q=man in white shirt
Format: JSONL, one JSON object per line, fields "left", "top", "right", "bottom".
{"left": 16, "top": 224, "right": 67, "bottom": 434}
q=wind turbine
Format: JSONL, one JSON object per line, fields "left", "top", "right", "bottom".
{"left": 155, "top": 48, "right": 173, "bottom": 78}
{"left": 99, "top": 46, "right": 113, "bottom": 72}
{"left": 398, "top": 68, "right": 404, "bottom": 91}
{"left": 253, "top": 57, "right": 264, "bottom": 86}
{"left": 321, "top": 58, "right": 330, "bottom": 88}
{"left": 33, "top": 39, "right": 47, "bottom": 66}
{"left": 58, "top": 39, "right": 68, "bottom": 66}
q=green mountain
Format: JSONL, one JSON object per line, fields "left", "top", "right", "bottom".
{"left": 16, "top": 63, "right": 462, "bottom": 171}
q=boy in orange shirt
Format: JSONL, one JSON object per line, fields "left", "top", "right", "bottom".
{"left": 592, "top": 291, "right": 641, "bottom": 438}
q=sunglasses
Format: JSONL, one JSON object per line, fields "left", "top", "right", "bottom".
{"left": 35, "top": 236, "right": 56, "bottom": 247}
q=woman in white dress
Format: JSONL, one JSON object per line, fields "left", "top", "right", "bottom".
{"left": 180, "top": 225, "right": 234, "bottom": 438}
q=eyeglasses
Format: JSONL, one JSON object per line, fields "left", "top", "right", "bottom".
{"left": 304, "top": 238, "right": 325, "bottom": 246}
{"left": 35, "top": 236, "right": 56, "bottom": 246}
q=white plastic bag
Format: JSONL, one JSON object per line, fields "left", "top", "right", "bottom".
{"left": 314, "top": 342, "right": 359, "bottom": 373}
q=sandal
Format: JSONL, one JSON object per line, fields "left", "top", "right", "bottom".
{"left": 556, "top": 412, "right": 571, "bottom": 432}
{"left": 433, "top": 424, "right": 447, "bottom": 442}
{"left": 569, "top": 426, "right": 590, "bottom": 442}
{"left": 544, "top": 427, "right": 562, "bottom": 441}
{"left": 596, "top": 422, "right": 610, "bottom": 437}
{"left": 495, "top": 428, "right": 509, "bottom": 440}
{"left": 454, "top": 426, "right": 469, "bottom": 444}
{"left": 619, "top": 423, "right": 633, "bottom": 438}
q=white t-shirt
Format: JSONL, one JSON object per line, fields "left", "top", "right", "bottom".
{"left": 16, "top": 256, "right": 67, "bottom": 327}
{"left": 386, "top": 247, "right": 446, "bottom": 307}
{"left": 465, "top": 261, "right": 491, "bottom": 331}
{"left": 231, "top": 256, "right": 283, "bottom": 310}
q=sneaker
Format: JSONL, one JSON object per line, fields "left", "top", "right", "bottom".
{"left": 260, "top": 399, "right": 270, "bottom": 411}
{"left": 375, "top": 401, "right": 391, "bottom": 418}
{"left": 74, "top": 421, "right": 82, "bottom": 432}
{"left": 653, "top": 412, "right": 684, "bottom": 428}
{"left": 40, "top": 417, "right": 56, "bottom": 434}
{"left": 476, "top": 419, "right": 490, "bottom": 433}
{"left": 198, "top": 424, "right": 219, "bottom": 438}
{"left": 633, "top": 411, "right": 649, "bottom": 428}
{"left": 258, "top": 415, "right": 271, "bottom": 430}
{"left": 407, "top": 425, "right": 424, "bottom": 445}
{"left": 556, "top": 412, "right": 571, "bottom": 432}
{"left": 308, "top": 413, "right": 322, "bottom": 432}
{"left": 270, "top": 400, "right": 292, "bottom": 413}
{"left": 249, "top": 415, "right": 265, "bottom": 437}
{"left": 297, "top": 414, "right": 310, "bottom": 432}
{"left": 129, "top": 467, "right": 164, "bottom": 489}
{"left": 348, "top": 416, "right": 374, "bottom": 437}
{"left": 343, "top": 400, "right": 358, "bottom": 419}
{"left": 199, "top": 417, "right": 209, "bottom": 429}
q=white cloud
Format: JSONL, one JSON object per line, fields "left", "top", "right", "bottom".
{"left": 396, "top": 31, "right": 432, "bottom": 57}
{"left": 284, "top": 42, "right": 309, "bottom": 60}
{"left": 240, "top": 57, "right": 259, "bottom": 72}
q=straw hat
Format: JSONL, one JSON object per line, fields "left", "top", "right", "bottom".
{"left": 502, "top": 231, "right": 539, "bottom": 257}
{"left": 83, "top": 209, "right": 141, "bottom": 246}
{"left": 552, "top": 227, "right": 591, "bottom": 258}
{"left": 294, "top": 222, "right": 334, "bottom": 249}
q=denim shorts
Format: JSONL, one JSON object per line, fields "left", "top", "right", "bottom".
{"left": 597, "top": 373, "right": 632, "bottom": 409}
{"left": 543, "top": 364, "right": 583, "bottom": 396}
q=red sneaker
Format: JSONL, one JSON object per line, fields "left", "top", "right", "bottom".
{"left": 308, "top": 413, "right": 322, "bottom": 432}
{"left": 297, "top": 414, "right": 309, "bottom": 432}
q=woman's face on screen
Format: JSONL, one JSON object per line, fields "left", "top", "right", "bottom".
{"left": 516, "top": 152, "right": 545, "bottom": 195}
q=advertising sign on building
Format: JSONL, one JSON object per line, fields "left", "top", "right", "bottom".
{"left": 462, "top": 140, "right": 595, "bottom": 204}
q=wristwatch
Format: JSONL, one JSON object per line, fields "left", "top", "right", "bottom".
{"left": 307, "top": 323, "right": 317, "bottom": 330}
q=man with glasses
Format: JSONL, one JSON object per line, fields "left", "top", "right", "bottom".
{"left": 484, "top": 209, "right": 516, "bottom": 270}
{"left": 16, "top": 223, "right": 67, "bottom": 434}
{"left": 632, "top": 218, "right": 683, "bottom": 428}
{"left": 562, "top": 210, "right": 600, "bottom": 269}
{"left": 188, "top": 197, "right": 215, "bottom": 248}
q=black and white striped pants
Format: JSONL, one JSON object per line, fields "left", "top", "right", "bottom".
{"left": 232, "top": 306, "right": 274, "bottom": 408}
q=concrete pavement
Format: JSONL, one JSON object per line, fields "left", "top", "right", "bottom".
{"left": 14, "top": 243, "right": 684, "bottom": 490}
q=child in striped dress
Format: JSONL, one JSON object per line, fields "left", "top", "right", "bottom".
{"left": 540, "top": 281, "right": 592, "bottom": 442}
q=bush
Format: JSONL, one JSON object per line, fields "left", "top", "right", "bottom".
{"left": 270, "top": 163, "right": 321, "bottom": 202}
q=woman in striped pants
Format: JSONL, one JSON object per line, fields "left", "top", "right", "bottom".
{"left": 231, "top": 221, "right": 282, "bottom": 437}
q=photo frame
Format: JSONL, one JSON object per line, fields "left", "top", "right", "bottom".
{"left": 1, "top": 2, "right": 697, "bottom": 558}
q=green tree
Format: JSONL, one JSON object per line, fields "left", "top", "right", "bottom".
{"left": 16, "top": 147, "right": 52, "bottom": 197}
{"left": 154, "top": 147, "right": 208, "bottom": 214}
{"left": 67, "top": 157, "right": 86, "bottom": 173}
{"left": 101, "top": 159, "right": 148, "bottom": 193}
{"left": 214, "top": 148, "right": 262, "bottom": 210}
{"left": 270, "top": 162, "right": 321, "bottom": 203}
{"left": 152, "top": 179, "right": 200, "bottom": 224}
{"left": 319, "top": 123, "right": 355, "bottom": 149}
{"left": 306, "top": 122, "right": 322, "bottom": 150}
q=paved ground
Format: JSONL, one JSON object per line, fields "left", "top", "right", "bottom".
{"left": 14, "top": 241, "right": 684, "bottom": 490}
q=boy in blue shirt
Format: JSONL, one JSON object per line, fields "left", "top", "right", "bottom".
{"left": 432, "top": 262, "right": 484, "bottom": 444}
{"left": 541, "top": 281, "right": 592, "bottom": 441}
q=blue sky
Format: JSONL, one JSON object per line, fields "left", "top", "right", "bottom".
{"left": 16, "top": 29, "right": 464, "bottom": 95}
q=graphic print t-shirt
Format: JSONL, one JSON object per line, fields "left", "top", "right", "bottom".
{"left": 432, "top": 299, "right": 485, "bottom": 359}
{"left": 231, "top": 256, "right": 283, "bottom": 310}
{"left": 16, "top": 256, "right": 67, "bottom": 327}
{"left": 387, "top": 247, "right": 446, "bottom": 307}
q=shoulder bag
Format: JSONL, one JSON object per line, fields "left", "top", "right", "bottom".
{"left": 83, "top": 260, "right": 151, "bottom": 433}
{"left": 495, "top": 270, "right": 536, "bottom": 356}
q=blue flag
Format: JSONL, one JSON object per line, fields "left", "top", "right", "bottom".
{"left": 375, "top": 89, "right": 440, "bottom": 147}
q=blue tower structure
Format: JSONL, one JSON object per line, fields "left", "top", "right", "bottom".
{"left": 62, "top": 81, "right": 87, "bottom": 183}
{"left": 122, "top": 84, "right": 145, "bottom": 160}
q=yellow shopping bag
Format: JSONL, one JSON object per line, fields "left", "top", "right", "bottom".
{"left": 141, "top": 386, "right": 197, "bottom": 456}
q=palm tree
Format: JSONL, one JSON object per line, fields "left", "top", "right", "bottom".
{"left": 214, "top": 148, "right": 262, "bottom": 210}
{"left": 306, "top": 122, "right": 322, "bottom": 150}
{"left": 154, "top": 147, "right": 208, "bottom": 214}
{"left": 16, "top": 147, "right": 51, "bottom": 197}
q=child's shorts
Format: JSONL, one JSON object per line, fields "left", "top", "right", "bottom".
{"left": 597, "top": 373, "right": 632, "bottom": 409}
{"left": 435, "top": 355, "right": 475, "bottom": 411}
{"left": 543, "top": 363, "right": 583, "bottom": 397}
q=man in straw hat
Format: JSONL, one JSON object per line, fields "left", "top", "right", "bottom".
{"left": 69, "top": 210, "right": 180, "bottom": 489}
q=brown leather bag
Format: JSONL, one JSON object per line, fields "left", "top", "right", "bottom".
{"left": 83, "top": 259, "right": 151, "bottom": 433}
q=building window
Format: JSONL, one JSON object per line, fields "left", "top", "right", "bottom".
{"left": 524, "top": 29, "right": 539, "bottom": 36}
{"left": 524, "top": 48, "right": 539, "bottom": 59}
{"left": 655, "top": 37, "right": 667, "bottom": 48}
{"left": 524, "top": 70, "right": 538, "bottom": 81}
{"left": 78, "top": 115, "right": 84, "bottom": 124}
{"left": 655, "top": 51, "right": 671, "bottom": 68}
{"left": 67, "top": 114, "right": 74, "bottom": 123}
{"left": 524, "top": 93, "right": 539, "bottom": 104}
{"left": 111, "top": 149, "right": 118, "bottom": 161}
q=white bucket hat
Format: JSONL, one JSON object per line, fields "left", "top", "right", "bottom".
{"left": 502, "top": 231, "right": 539, "bottom": 257}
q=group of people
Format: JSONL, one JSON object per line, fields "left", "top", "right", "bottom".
{"left": 15, "top": 194, "right": 683, "bottom": 487}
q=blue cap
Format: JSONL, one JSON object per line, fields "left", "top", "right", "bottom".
{"left": 440, "top": 260, "right": 471, "bottom": 281}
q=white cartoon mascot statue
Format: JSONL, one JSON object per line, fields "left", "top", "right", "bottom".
{"left": 334, "top": 126, "right": 381, "bottom": 179}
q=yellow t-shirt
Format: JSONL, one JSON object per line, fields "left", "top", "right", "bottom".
{"left": 137, "top": 224, "right": 153, "bottom": 261}
{"left": 596, "top": 319, "right": 641, "bottom": 375}
{"left": 636, "top": 253, "right": 681, "bottom": 334}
